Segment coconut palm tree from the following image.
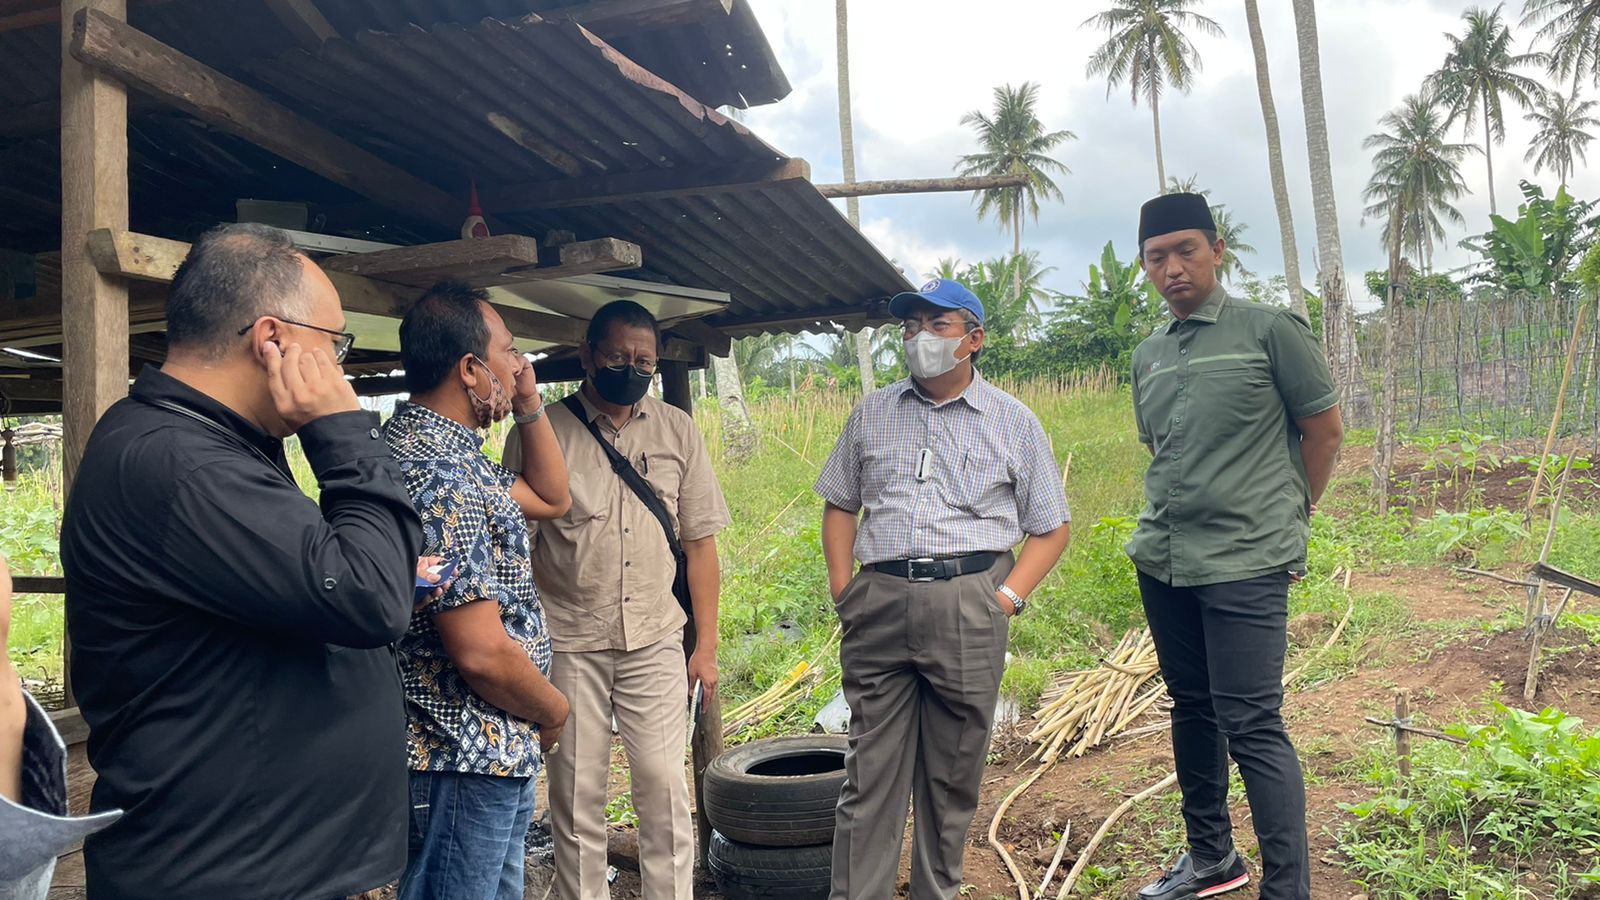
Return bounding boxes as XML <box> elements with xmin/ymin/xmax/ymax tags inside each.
<box><xmin>1525</xmin><ymin>88</ymin><xmax>1600</xmax><ymax>184</ymax></box>
<box><xmin>955</xmin><ymin>82</ymin><xmax>1075</xmax><ymax>263</ymax></box>
<box><xmin>1082</xmin><ymin>0</ymin><xmax>1223</xmax><ymax>193</ymax></box>
<box><xmin>1210</xmin><ymin>206</ymin><xmax>1258</xmax><ymax>284</ymax></box>
<box><xmin>1426</xmin><ymin>4</ymin><xmax>1544</xmax><ymax>214</ymax></box>
<box><xmin>834</xmin><ymin>0</ymin><xmax>875</xmax><ymax>393</ymax></box>
<box><xmin>1292</xmin><ymin>0</ymin><xmax>1360</xmax><ymax>402</ymax></box>
<box><xmin>1160</xmin><ymin>177</ymin><xmax>1256</xmax><ymax>284</ymax></box>
<box><xmin>1244</xmin><ymin>0</ymin><xmax>1308</xmax><ymax>318</ymax></box>
<box><xmin>1521</xmin><ymin>0</ymin><xmax>1600</xmax><ymax>88</ymax></box>
<box><xmin>1362</xmin><ymin>92</ymin><xmax>1478</xmax><ymax>273</ymax></box>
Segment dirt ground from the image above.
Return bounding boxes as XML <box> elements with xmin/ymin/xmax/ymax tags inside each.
<box><xmin>44</xmin><ymin>567</ymin><xmax>1597</xmax><ymax>900</ymax></box>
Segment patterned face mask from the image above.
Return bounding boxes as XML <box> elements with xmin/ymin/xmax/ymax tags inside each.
<box><xmin>466</xmin><ymin>357</ymin><xmax>513</xmax><ymax>429</ymax></box>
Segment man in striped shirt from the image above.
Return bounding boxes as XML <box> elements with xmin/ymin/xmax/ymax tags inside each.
<box><xmin>815</xmin><ymin>279</ymin><xmax>1072</xmax><ymax>900</ymax></box>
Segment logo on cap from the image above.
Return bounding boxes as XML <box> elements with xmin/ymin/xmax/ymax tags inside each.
<box><xmin>921</xmin><ymin>278</ymin><xmax>941</xmax><ymax>293</ymax></box>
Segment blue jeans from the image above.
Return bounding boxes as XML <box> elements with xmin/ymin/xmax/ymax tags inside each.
<box><xmin>399</xmin><ymin>771</ymin><xmax>536</xmax><ymax>900</ymax></box>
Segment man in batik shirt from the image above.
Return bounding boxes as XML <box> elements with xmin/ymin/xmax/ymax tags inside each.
<box><xmin>384</xmin><ymin>281</ymin><xmax>572</xmax><ymax>900</ymax></box>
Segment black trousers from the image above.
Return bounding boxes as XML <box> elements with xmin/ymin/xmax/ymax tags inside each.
<box><xmin>1137</xmin><ymin>571</ymin><xmax>1310</xmax><ymax>900</ymax></box>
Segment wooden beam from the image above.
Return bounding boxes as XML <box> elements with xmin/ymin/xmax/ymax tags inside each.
<box><xmin>1530</xmin><ymin>562</ymin><xmax>1600</xmax><ymax>599</ymax></box>
<box><xmin>481</xmin><ymin>159</ymin><xmax>811</xmax><ymax>212</ymax></box>
<box><xmin>69</xmin><ymin>8</ymin><xmax>462</xmax><ymax>228</ymax></box>
<box><xmin>552</xmin><ymin>0</ymin><xmax>732</xmax><ymax>32</ymax></box>
<box><xmin>0</xmin><ymin>378</ymin><xmax>65</xmax><ymax>401</ymax></box>
<box><xmin>262</xmin><ymin>0</ymin><xmax>337</xmax><ymax>48</ymax></box>
<box><xmin>320</xmin><ymin>235</ymin><xmax>643</xmax><ymax>289</ymax></box>
<box><xmin>319</xmin><ymin>235</ymin><xmax>544</xmax><ymax>288</ymax></box>
<box><xmin>78</xmin><ymin>230</ymin><xmax>631</xmax><ymax>350</ymax></box>
<box><xmin>709</xmin><ymin>302</ymin><xmax>890</xmax><ymax>335</ymax></box>
<box><xmin>813</xmin><ymin>173</ymin><xmax>1031</xmax><ymax>199</ymax></box>
<box><xmin>666</xmin><ymin>318</ymin><xmax>731</xmax><ymax>357</ymax></box>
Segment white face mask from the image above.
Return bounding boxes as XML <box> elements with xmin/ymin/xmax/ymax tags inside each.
<box><xmin>904</xmin><ymin>331</ymin><xmax>971</xmax><ymax>380</ymax></box>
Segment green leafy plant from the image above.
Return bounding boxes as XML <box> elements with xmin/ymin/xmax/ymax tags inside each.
<box><xmin>1412</xmin><ymin>509</ymin><xmax>1529</xmax><ymax>563</ymax></box>
<box><xmin>1339</xmin><ymin>704</ymin><xmax>1600</xmax><ymax>899</ymax></box>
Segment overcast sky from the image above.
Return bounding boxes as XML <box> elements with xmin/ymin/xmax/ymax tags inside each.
<box><xmin>737</xmin><ymin>0</ymin><xmax>1591</xmax><ymax>310</ymax></box>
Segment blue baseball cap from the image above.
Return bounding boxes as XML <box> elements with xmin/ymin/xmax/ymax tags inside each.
<box><xmin>889</xmin><ymin>278</ymin><xmax>985</xmax><ymax>325</ymax></box>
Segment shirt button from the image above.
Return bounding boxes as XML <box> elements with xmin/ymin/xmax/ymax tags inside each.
<box><xmin>624</xmin><ymin>596</ymin><xmax>631</xmax><ymax>603</ymax></box>
<box><xmin>624</xmin><ymin>528</ymin><xmax>630</xmax><ymax>534</ymax></box>
<box><xmin>369</xmin><ymin>428</ymin><xmax>381</xmax><ymax>439</ymax></box>
<box><xmin>1170</xmin><ymin>489</ymin><xmax>1178</xmax><ymax>496</ymax></box>
<box><xmin>1180</xmin><ymin>348</ymin><xmax>1187</xmax><ymax>355</ymax></box>
<box><xmin>1174</xmin><ymin>417</ymin><xmax>1181</xmax><ymax>425</ymax></box>
<box><xmin>323</xmin><ymin>577</ymin><xmax>338</xmax><ymax>591</ymax></box>
<box><xmin>624</xmin><ymin>561</ymin><xmax>631</xmax><ymax>568</ymax></box>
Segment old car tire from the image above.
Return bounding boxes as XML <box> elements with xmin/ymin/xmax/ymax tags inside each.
<box><xmin>703</xmin><ymin>734</ymin><xmax>848</xmax><ymax>847</ymax></box>
<box><xmin>708</xmin><ymin>830</ymin><xmax>832</xmax><ymax>900</ymax></box>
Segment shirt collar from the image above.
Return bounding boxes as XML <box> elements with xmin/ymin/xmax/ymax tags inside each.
<box><xmin>1164</xmin><ymin>284</ymin><xmax>1229</xmax><ymax>333</ymax></box>
<box><xmin>897</xmin><ymin>369</ymin><xmax>992</xmax><ymax>412</ymax></box>
<box><xmin>130</xmin><ymin>366</ymin><xmax>282</xmax><ymax>460</ymax></box>
<box><xmin>390</xmin><ymin>401</ymin><xmax>486</xmax><ymax>457</ymax></box>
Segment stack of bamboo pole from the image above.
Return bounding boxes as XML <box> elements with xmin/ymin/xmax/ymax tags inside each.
<box><xmin>1026</xmin><ymin>629</ymin><xmax>1166</xmax><ymax>764</ymax></box>
<box><xmin>720</xmin><ymin>625</ymin><xmax>842</xmax><ymax>739</ymax></box>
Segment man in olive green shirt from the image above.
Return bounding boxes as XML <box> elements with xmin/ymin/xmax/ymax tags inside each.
<box><xmin>1126</xmin><ymin>193</ymin><xmax>1344</xmax><ymax>900</ymax></box>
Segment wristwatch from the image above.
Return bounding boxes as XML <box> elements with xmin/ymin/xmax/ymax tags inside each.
<box><xmin>514</xmin><ymin>404</ymin><xmax>546</xmax><ymax>425</ymax></box>
<box><xmin>998</xmin><ymin>584</ymin><xmax>1027</xmax><ymax>616</ymax></box>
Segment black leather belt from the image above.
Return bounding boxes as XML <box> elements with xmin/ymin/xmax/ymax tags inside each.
<box><xmin>870</xmin><ymin>553</ymin><xmax>997</xmax><ymax>582</ymax></box>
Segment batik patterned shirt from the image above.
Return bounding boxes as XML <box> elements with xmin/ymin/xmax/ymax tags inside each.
<box><xmin>383</xmin><ymin>403</ymin><xmax>552</xmax><ymax>778</ymax></box>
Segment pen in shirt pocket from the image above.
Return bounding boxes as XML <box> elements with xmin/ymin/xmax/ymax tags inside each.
<box><xmin>639</xmin><ymin>453</ymin><xmax>648</xmax><ymax>475</ymax></box>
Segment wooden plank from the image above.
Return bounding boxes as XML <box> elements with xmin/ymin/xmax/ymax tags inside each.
<box><xmin>1530</xmin><ymin>562</ymin><xmax>1600</xmax><ymax>599</ymax></box>
<box><xmin>667</xmin><ymin>318</ymin><xmax>731</xmax><ymax>357</ymax></box>
<box><xmin>13</xmin><ymin>575</ymin><xmax>65</xmax><ymax>593</ymax></box>
<box><xmin>482</xmin><ymin>159</ymin><xmax>811</xmax><ymax>212</ymax></box>
<box><xmin>49</xmin><ymin>707</ymin><xmax>89</xmax><ymax>747</ymax></box>
<box><xmin>69</xmin><ymin>8</ymin><xmax>461</xmax><ymax>228</ymax></box>
<box><xmin>86</xmin><ymin>228</ymin><xmax>186</xmax><ymax>282</ymax></box>
<box><xmin>554</xmin><ymin>0</ymin><xmax>732</xmax><ymax>32</ymax></box>
<box><xmin>0</xmin><ymin>379</ymin><xmax>65</xmax><ymax>401</ymax></box>
<box><xmin>814</xmin><ymin>173</ymin><xmax>1031</xmax><ymax>199</ymax></box>
<box><xmin>61</xmin><ymin>0</ymin><xmax>133</xmax><ymax>708</ymax></box>
<box><xmin>262</xmin><ymin>0</ymin><xmax>337</xmax><ymax>48</ymax></box>
<box><xmin>319</xmin><ymin>236</ymin><xmax>544</xmax><ymax>288</ymax></box>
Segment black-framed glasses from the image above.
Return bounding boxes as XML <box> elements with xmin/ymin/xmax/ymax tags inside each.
<box><xmin>239</xmin><ymin>316</ymin><xmax>356</xmax><ymax>364</ymax></box>
<box><xmin>591</xmin><ymin>345</ymin><xmax>657</xmax><ymax>377</ymax></box>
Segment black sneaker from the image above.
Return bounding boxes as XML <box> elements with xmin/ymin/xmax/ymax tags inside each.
<box><xmin>1137</xmin><ymin>850</ymin><xmax>1250</xmax><ymax>900</ymax></box>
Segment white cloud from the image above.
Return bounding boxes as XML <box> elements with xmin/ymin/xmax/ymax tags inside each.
<box><xmin>740</xmin><ymin>0</ymin><xmax>1589</xmax><ymax>310</ymax></box>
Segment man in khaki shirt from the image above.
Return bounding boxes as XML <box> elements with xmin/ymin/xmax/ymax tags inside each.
<box><xmin>504</xmin><ymin>300</ymin><xmax>730</xmax><ymax>900</ymax></box>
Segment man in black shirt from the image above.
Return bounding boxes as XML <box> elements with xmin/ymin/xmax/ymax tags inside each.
<box><xmin>61</xmin><ymin>223</ymin><xmax>424</xmax><ymax>900</ymax></box>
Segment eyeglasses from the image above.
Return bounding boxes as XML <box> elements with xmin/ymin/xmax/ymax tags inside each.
<box><xmin>239</xmin><ymin>316</ymin><xmax>356</xmax><ymax>364</ymax></box>
<box><xmin>900</xmin><ymin>317</ymin><xmax>979</xmax><ymax>338</ymax></box>
<box><xmin>591</xmin><ymin>346</ymin><xmax>657</xmax><ymax>377</ymax></box>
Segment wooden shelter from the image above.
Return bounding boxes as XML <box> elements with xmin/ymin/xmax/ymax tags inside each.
<box><xmin>0</xmin><ymin>0</ymin><xmax>913</xmax><ymax>879</ymax></box>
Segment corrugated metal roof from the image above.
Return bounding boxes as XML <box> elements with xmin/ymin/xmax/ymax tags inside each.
<box><xmin>241</xmin><ymin>14</ymin><xmax>907</xmax><ymax>329</ymax></box>
<box><xmin>0</xmin><ymin>0</ymin><xmax>786</xmax><ymax>114</ymax></box>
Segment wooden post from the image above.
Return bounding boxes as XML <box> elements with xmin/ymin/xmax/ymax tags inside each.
<box><xmin>1393</xmin><ymin>689</ymin><xmax>1412</xmax><ymax>791</ymax></box>
<box><xmin>60</xmin><ymin>0</ymin><xmax>131</xmax><ymax>706</ymax></box>
<box><xmin>659</xmin><ymin>357</ymin><xmax>724</xmax><ymax>872</ymax></box>
<box><xmin>1526</xmin><ymin>587</ymin><xmax>1574</xmax><ymax>701</ymax></box>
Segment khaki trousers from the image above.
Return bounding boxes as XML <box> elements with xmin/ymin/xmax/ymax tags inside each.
<box><xmin>830</xmin><ymin>555</ymin><xmax>1014</xmax><ymax>900</ymax></box>
<box><xmin>547</xmin><ymin>635</ymin><xmax>693</xmax><ymax>900</ymax></box>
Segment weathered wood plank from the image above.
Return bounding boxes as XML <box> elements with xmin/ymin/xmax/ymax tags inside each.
<box><xmin>86</xmin><ymin>228</ymin><xmax>186</xmax><ymax>282</ymax></box>
<box><xmin>319</xmin><ymin>235</ymin><xmax>544</xmax><ymax>288</ymax></box>
<box><xmin>814</xmin><ymin>173</ymin><xmax>1031</xmax><ymax>199</ymax></box>
<box><xmin>69</xmin><ymin>8</ymin><xmax>461</xmax><ymax>227</ymax></box>
<box><xmin>483</xmin><ymin>159</ymin><xmax>810</xmax><ymax>212</ymax></box>
<box><xmin>666</xmin><ymin>318</ymin><xmax>731</xmax><ymax>357</ymax></box>
<box><xmin>1530</xmin><ymin>562</ymin><xmax>1600</xmax><ymax>599</ymax></box>
<box><xmin>61</xmin><ymin>0</ymin><xmax>133</xmax><ymax>708</ymax></box>
<box><xmin>0</xmin><ymin>0</ymin><xmax>169</xmax><ymax>33</ymax></box>
<box><xmin>13</xmin><ymin>576</ymin><xmax>66</xmax><ymax>594</ymax></box>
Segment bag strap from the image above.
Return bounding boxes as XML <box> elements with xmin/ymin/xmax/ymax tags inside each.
<box><xmin>561</xmin><ymin>394</ymin><xmax>685</xmax><ymax>560</ymax></box>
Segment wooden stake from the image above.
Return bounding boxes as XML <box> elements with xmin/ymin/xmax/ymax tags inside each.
<box><xmin>1525</xmin><ymin>587</ymin><xmax>1574</xmax><ymax>702</ymax></box>
<box><xmin>1036</xmin><ymin>823</ymin><xmax>1072</xmax><ymax>897</ymax></box>
<box><xmin>1393</xmin><ymin>689</ymin><xmax>1412</xmax><ymax>789</ymax></box>
<box><xmin>1526</xmin><ymin>302</ymin><xmax>1589</xmax><ymax>521</ymax></box>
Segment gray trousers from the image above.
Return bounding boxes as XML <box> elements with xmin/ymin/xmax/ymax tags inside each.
<box><xmin>829</xmin><ymin>555</ymin><xmax>1013</xmax><ymax>900</ymax></box>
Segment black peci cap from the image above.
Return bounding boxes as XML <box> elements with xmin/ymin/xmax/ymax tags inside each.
<box><xmin>1139</xmin><ymin>192</ymin><xmax>1216</xmax><ymax>245</ymax></box>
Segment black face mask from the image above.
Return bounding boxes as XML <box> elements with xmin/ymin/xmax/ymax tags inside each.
<box><xmin>591</xmin><ymin>364</ymin><xmax>652</xmax><ymax>406</ymax></box>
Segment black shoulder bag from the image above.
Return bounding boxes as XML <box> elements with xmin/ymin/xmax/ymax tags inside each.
<box><xmin>561</xmin><ymin>395</ymin><xmax>694</xmax><ymax>618</ymax></box>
